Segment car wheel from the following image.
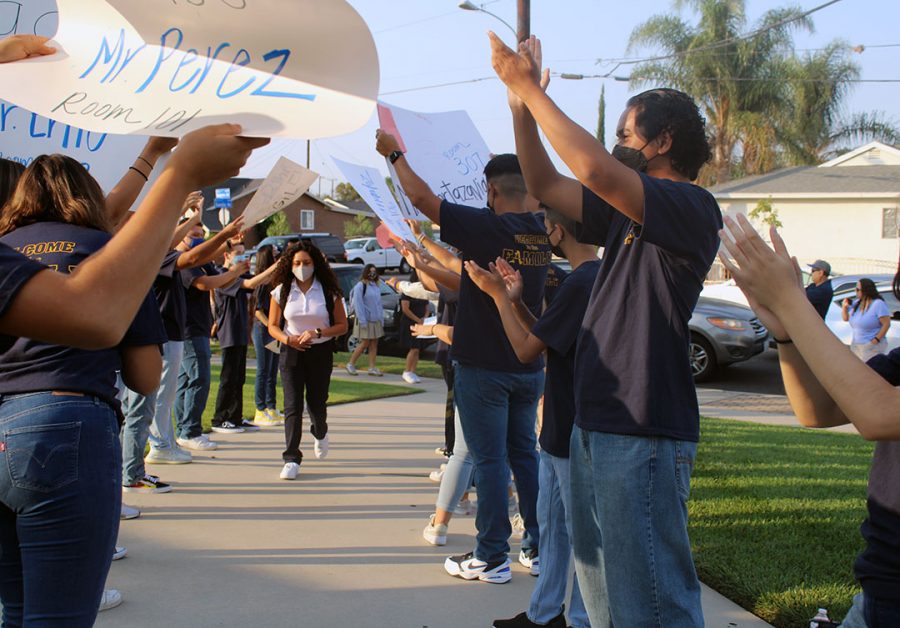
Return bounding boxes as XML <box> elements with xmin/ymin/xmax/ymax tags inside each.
<box><xmin>351</xmin><ymin>258</ymin><xmax>364</xmax><ymax>266</ymax></box>
<box><xmin>399</xmin><ymin>259</ymin><xmax>411</xmax><ymax>274</ymax></box>
<box><xmin>689</xmin><ymin>334</ymin><xmax>718</xmax><ymax>382</ymax></box>
<box><xmin>346</xmin><ymin>334</ymin><xmax>359</xmax><ymax>353</ymax></box>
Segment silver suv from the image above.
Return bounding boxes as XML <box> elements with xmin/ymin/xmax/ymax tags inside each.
<box><xmin>689</xmin><ymin>297</ymin><xmax>769</xmax><ymax>381</ymax></box>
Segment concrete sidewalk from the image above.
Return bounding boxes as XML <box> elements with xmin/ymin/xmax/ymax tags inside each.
<box><xmin>100</xmin><ymin>372</ymin><xmax>772</xmax><ymax>627</ymax></box>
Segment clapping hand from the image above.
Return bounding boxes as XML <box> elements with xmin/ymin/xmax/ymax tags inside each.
<box><xmin>492</xmin><ymin>257</ymin><xmax>524</xmax><ymax>303</ymax></box>
<box><xmin>464</xmin><ymin>260</ymin><xmax>508</xmax><ymax>302</ymax></box>
<box><xmin>490</xmin><ymin>32</ymin><xmax>547</xmax><ymax>102</ymax></box>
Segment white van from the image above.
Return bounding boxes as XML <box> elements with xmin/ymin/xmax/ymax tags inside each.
<box><xmin>343</xmin><ymin>237</ymin><xmax>409</xmax><ymax>272</ymax></box>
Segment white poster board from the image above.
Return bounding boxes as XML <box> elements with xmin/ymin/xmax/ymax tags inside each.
<box><xmin>0</xmin><ymin>0</ymin><xmax>379</xmax><ymax>138</ymax></box>
<box><xmin>331</xmin><ymin>157</ymin><xmax>416</xmax><ymax>244</ymax></box>
<box><xmin>377</xmin><ymin>102</ymin><xmax>493</xmax><ymax>215</ymax></box>
<box><xmin>241</xmin><ymin>157</ymin><xmax>318</xmax><ymax>226</ymax></box>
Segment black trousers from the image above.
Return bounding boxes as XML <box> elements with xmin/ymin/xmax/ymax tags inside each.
<box><xmin>441</xmin><ymin>362</ymin><xmax>455</xmax><ymax>454</ymax></box>
<box><xmin>280</xmin><ymin>341</ymin><xmax>333</xmax><ymax>463</ymax></box>
<box><xmin>212</xmin><ymin>345</ymin><xmax>247</xmax><ymax>426</ymax></box>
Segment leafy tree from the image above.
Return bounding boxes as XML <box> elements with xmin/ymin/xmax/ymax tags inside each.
<box><xmin>334</xmin><ymin>182</ymin><xmax>361</xmax><ymax>203</ymax></box>
<box><xmin>748</xmin><ymin>197</ymin><xmax>782</xmax><ymax>229</ymax></box>
<box><xmin>344</xmin><ymin>214</ymin><xmax>375</xmax><ymax>238</ymax></box>
<box><xmin>265</xmin><ymin>211</ymin><xmax>292</xmax><ymax>237</ymax></box>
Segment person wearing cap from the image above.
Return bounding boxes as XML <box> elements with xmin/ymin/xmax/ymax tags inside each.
<box><xmin>806</xmin><ymin>259</ymin><xmax>833</xmax><ymax>319</ymax></box>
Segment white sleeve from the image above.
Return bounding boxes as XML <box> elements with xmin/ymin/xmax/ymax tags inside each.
<box><xmin>397</xmin><ymin>281</ymin><xmax>440</xmax><ymax>301</ymax></box>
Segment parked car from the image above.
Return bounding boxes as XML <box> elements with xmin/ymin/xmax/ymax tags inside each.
<box><xmin>344</xmin><ymin>237</ymin><xmax>410</xmax><ymax>273</ymax></box>
<box><xmin>689</xmin><ymin>297</ymin><xmax>769</xmax><ymax>381</ymax></box>
<box><xmin>701</xmin><ymin>272</ymin><xmax>892</xmax><ymax>308</ymax></box>
<box><xmin>255</xmin><ymin>233</ymin><xmax>347</xmax><ymax>264</ymax></box>
<box><xmin>824</xmin><ymin>283</ymin><xmax>900</xmax><ymax>351</ymax></box>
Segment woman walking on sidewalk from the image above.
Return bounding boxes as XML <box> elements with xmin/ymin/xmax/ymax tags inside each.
<box><xmin>268</xmin><ymin>242</ymin><xmax>347</xmax><ymax>480</ymax></box>
<box><xmin>345</xmin><ymin>264</ymin><xmax>385</xmax><ymax>376</ymax></box>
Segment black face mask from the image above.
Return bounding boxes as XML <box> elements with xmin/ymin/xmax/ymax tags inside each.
<box><xmin>547</xmin><ymin>227</ymin><xmax>564</xmax><ymax>258</ymax></box>
<box><xmin>612</xmin><ymin>143</ymin><xmax>650</xmax><ymax>172</ymax></box>
<box><xmin>368</xmin><ymin>270</ymin><xmax>377</xmax><ymax>280</ymax></box>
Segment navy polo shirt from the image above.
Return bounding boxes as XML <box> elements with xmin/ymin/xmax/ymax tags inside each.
<box><xmin>531</xmin><ymin>259</ymin><xmax>600</xmax><ymax>458</ymax></box>
<box><xmin>574</xmin><ymin>174</ymin><xmax>722</xmax><ymax>442</ymax></box>
<box><xmin>440</xmin><ymin>200</ymin><xmax>550</xmax><ymax>373</ymax></box>
<box><xmin>0</xmin><ymin>242</ymin><xmax>44</xmax><ymax>318</ymax></box>
<box><xmin>0</xmin><ymin>223</ymin><xmax>166</xmax><ymax>407</ymax></box>
<box><xmin>183</xmin><ymin>262</ymin><xmax>219</xmax><ymax>338</ymax></box>
<box><xmin>806</xmin><ymin>280</ymin><xmax>833</xmax><ymax>319</ymax></box>
<box><xmin>155</xmin><ymin>250</ymin><xmax>187</xmax><ymax>342</ymax></box>
<box><xmin>214</xmin><ymin>268</ymin><xmax>252</xmax><ymax>348</ymax></box>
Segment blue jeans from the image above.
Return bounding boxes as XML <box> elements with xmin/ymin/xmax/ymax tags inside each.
<box><xmin>529</xmin><ymin>450</ymin><xmax>589</xmax><ymax>628</ymax></box>
<box><xmin>175</xmin><ymin>335</ymin><xmax>211</xmax><ymax>439</ymax></box>
<box><xmin>148</xmin><ymin>340</ymin><xmax>183</xmax><ymax>450</ymax></box>
<box><xmin>569</xmin><ymin>427</ymin><xmax>703</xmax><ymax>627</ymax></box>
<box><xmin>0</xmin><ymin>392</ymin><xmax>121</xmax><ymax>627</ymax></box>
<box><xmin>842</xmin><ymin>592</ymin><xmax>900</xmax><ymax>627</ymax></box>
<box><xmin>120</xmin><ymin>382</ymin><xmax>157</xmax><ymax>485</ymax></box>
<box><xmin>454</xmin><ymin>364</ymin><xmax>542</xmax><ymax>564</ymax></box>
<box><xmin>435</xmin><ymin>407</ymin><xmax>474</xmax><ymax>512</ymax></box>
<box><xmin>252</xmin><ymin>321</ymin><xmax>278</xmax><ymax>411</ymax></box>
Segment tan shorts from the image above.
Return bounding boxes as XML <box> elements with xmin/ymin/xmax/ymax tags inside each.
<box><xmin>354</xmin><ymin>320</ymin><xmax>384</xmax><ymax>340</ymax></box>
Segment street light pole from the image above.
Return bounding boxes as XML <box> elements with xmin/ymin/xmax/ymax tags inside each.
<box><xmin>517</xmin><ymin>0</ymin><xmax>530</xmax><ymax>43</ymax></box>
<box><xmin>458</xmin><ymin>1</ymin><xmax>516</xmax><ymax>39</ymax></box>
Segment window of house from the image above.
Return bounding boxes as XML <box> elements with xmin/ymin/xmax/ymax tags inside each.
<box><xmin>300</xmin><ymin>210</ymin><xmax>315</xmax><ymax>231</ymax></box>
<box><xmin>882</xmin><ymin>207</ymin><xmax>898</xmax><ymax>239</ymax></box>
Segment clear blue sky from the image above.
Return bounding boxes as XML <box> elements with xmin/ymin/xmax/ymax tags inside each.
<box><xmin>308</xmin><ymin>0</ymin><xmax>900</xmax><ymax>193</ymax></box>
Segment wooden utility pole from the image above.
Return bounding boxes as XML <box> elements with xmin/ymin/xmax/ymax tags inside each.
<box><xmin>517</xmin><ymin>0</ymin><xmax>530</xmax><ymax>42</ymax></box>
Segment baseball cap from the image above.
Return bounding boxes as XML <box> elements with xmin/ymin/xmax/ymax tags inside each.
<box><xmin>808</xmin><ymin>259</ymin><xmax>831</xmax><ymax>275</ymax></box>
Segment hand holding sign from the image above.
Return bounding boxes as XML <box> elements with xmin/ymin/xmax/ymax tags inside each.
<box><xmin>0</xmin><ymin>35</ymin><xmax>56</xmax><ymax>63</ymax></box>
<box><xmin>168</xmin><ymin>124</ymin><xmax>270</xmax><ymax>190</ymax></box>
<box><xmin>241</xmin><ymin>157</ymin><xmax>319</xmax><ymax>226</ymax></box>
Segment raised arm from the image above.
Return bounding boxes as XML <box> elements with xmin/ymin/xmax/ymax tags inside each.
<box><xmin>491</xmin><ymin>33</ymin><xmax>645</xmax><ymax>224</ymax></box>
<box><xmin>106</xmin><ymin>137</ymin><xmax>179</xmax><ymax>225</ymax></box>
<box><xmin>406</xmin><ymin>219</ymin><xmax>463</xmax><ymax>275</ymax></box>
<box><xmin>192</xmin><ymin>264</ymin><xmax>246</xmax><ymax>291</ymax></box>
<box><xmin>375</xmin><ymin>131</ymin><xmax>442</xmax><ymax>223</ymax></box>
<box><xmin>240</xmin><ymin>262</ymin><xmax>279</xmax><ymax>290</ymax></box>
<box><xmin>177</xmin><ymin>217</ymin><xmax>245</xmax><ymax>269</ymax></box>
<box><xmin>720</xmin><ymin>215</ymin><xmax>900</xmax><ymax>440</ymax></box>
<box><xmin>0</xmin><ymin>124</ymin><xmax>269</xmax><ymax>348</ymax></box>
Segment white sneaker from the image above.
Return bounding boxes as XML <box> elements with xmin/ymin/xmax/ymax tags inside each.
<box><xmin>112</xmin><ymin>545</ymin><xmax>127</xmax><ymax>561</ymax></box>
<box><xmin>98</xmin><ymin>588</ymin><xmax>122</xmax><ymax>612</ymax></box>
<box><xmin>120</xmin><ymin>504</ymin><xmax>141</xmax><ymax>520</ymax></box>
<box><xmin>279</xmin><ymin>462</ymin><xmax>300</xmax><ymax>480</ymax></box>
<box><xmin>367</xmin><ymin>367</ymin><xmax>384</xmax><ymax>377</ymax></box>
<box><xmin>314</xmin><ymin>435</ymin><xmax>329</xmax><ymax>460</ymax></box>
<box><xmin>454</xmin><ymin>498</ymin><xmax>475</xmax><ymax>516</ymax></box>
<box><xmin>410</xmin><ymin>372</ymin><xmax>422</xmax><ymax>383</ymax></box>
<box><xmin>145</xmin><ymin>446</ymin><xmax>192</xmax><ymax>464</ymax></box>
<box><xmin>423</xmin><ymin>514</ymin><xmax>448</xmax><ymax>546</ymax></box>
<box><xmin>345</xmin><ymin>363</ymin><xmax>358</xmax><ymax>375</ymax></box>
<box><xmin>429</xmin><ymin>469</ymin><xmax>444</xmax><ymax>482</ymax></box>
<box><xmin>176</xmin><ymin>434</ymin><xmax>218</xmax><ymax>451</ymax></box>
<box><xmin>511</xmin><ymin>513</ymin><xmax>525</xmax><ymax>538</ymax></box>
<box><xmin>401</xmin><ymin>371</ymin><xmax>417</xmax><ymax>384</ymax></box>
<box><xmin>262</xmin><ymin>409</ymin><xmax>285</xmax><ymax>425</ymax></box>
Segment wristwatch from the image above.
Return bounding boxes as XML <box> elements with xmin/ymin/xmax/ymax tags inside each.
<box><xmin>388</xmin><ymin>150</ymin><xmax>404</xmax><ymax>164</ymax></box>
<box><xmin>315</xmin><ymin>328</ymin><xmax>322</xmax><ymax>339</ymax></box>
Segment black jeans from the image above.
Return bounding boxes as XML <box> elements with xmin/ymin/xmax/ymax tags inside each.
<box><xmin>441</xmin><ymin>362</ymin><xmax>455</xmax><ymax>453</ymax></box>
<box><xmin>280</xmin><ymin>342</ymin><xmax>333</xmax><ymax>463</ymax></box>
<box><xmin>212</xmin><ymin>345</ymin><xmax>247</xmax><ymax>426</ymax></box>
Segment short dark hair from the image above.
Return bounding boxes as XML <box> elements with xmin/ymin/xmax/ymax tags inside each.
<box><xmin>626</xmin><ymin>88</ymin><xmax>712</xmax><ymax>181</ymax></box>
<box><xmin>541</xmin><ymin>203</ymin><xmax>578</xmax><ymax>237</ymax></box>
<box><xmin>483</xmin><ymin>153</ymin><xmax>526</xmax><ymax>199</ymax></box>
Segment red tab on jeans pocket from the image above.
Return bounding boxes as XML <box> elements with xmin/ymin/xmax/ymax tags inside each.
<box><xmin>0</xmin><ymin>442</ymin><xmax>5</xmax><ymax>452</ymax></box>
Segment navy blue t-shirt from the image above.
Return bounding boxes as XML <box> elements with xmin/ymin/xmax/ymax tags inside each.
<box><xmin>214</xmin><ymin>268</ymin><xmax>252</xmax><ymax>348</ymax></box>
<box><xmin>543</xmin><ymin>263</ymin><xmax>568</xmax><ymax>307</ymax></box>
<box><xmin>531</xmin><ymin>260</ymin><xmax>600</xmax><ymax>458</ymax></box>
<box><xmin>183</xmin><ymin>262</ymin><xmax>218</xmax><ymax>338</ymax></box>
<box><xmin>440</xmin><ymin>200</ymin><xmax>550</xmax><ymax>372</ymax></box>
<box><xmin>574</xmin><ymin>174</ymin><xmax>722</xmax><ymax>442</ymax></box>
<box><xmin>0</xmin><ymin>242</ymin><xmax>44</xmax><ymax>318</ymax></box>
<box><xmin>0</xmin><ymin>223</ymin><xmax>166</xmax><ymax>407</ymax></box>
<box><xmin>854</xmin><ymin>348</ymin><xmax>900</xmax><ymax>600</ymax></box>
<box><xmin>805</xmin><ymin>280</ymin><xmax>833</xmax><ymax>319</ymax></box>
<box><xmin>155</xmin><ymin>250</ymin><xmax>187</xmax><ymax>342</ymax></box>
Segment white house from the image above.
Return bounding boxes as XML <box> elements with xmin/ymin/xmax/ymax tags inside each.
<box><xmin>710</xmin><ymin>141</ymin><xmax>900</xmax><ymax>274</ymax></box>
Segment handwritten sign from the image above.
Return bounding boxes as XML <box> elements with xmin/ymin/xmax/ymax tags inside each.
<box><xmin>377</xmin><ymin>102</ymin><xmax>493</xmax><ymax>214</ymax></box>
<box><xmin>0</xmin><ymin>0</ymin><xmax>379</xmax><ymax>138</ymax></box>
<box><xmin>241</xmin><ymin>157</ymin><xmax>318</xmax><ymax>226</ymax></box>
<box><xmin>331</xmin><ymin>157</ymin><xmax>416</xmax><ymax>244</ymax></box>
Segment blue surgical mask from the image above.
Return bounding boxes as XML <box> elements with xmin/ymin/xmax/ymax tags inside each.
<box><xmin>188</xmin><ymin>237</ymin><xmax>205</xmax><ymax>248</ymax></box>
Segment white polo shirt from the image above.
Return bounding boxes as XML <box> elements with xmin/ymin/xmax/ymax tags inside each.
<box><xmin>272</xmin><ymin>279</ymin><xmax>330</xmax><ymax>344</ymax></box>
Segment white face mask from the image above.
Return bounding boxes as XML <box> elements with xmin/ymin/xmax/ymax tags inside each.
<box><xmin>293</xmin><ymin>265</ymin><xmax>314</xmax><ymax>282</ymax></box>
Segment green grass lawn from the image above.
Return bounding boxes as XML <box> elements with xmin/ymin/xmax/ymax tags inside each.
<box><xmin>333</xmin><ymin>351</ymin><xmax>444</xmax><ymax>379</ymax></box>
<box><xmin>200</xmin><ymin>363</ymin><xmax>420</xmax><ymax>432</ymax></box>
<box><xmin>691</xmin><ymin>417</ymin><xmax>873</xmax><ymax>627</ymax></box>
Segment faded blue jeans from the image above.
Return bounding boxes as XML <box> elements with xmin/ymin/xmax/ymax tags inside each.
<box><xmin>435</xmin><ymin>407</ymin><xmax>474</xmax><ymax>513</ymax></box>
<box><xmin>454</xmin><ymin>364</ymin><xmax>542</xmax><ymax>564</ymax></box>
<box><xmin>120</xmin><ymin>382</ymin><xmax>157</xmax><ymax>486</ymax></box>
<box><xmin>252</xmin><ymin>321</ymin><xmax>278</xmax><ymax>411</ymax></box>
<box><xmin>174</xmin><ymin>335</ymin><xmax>211</xmax><ymax>440</ymax></box>
<box><xmin>0</xmin><ymin>392</ymin><xmax>121</xmax><ymax>627</ymax></box>
<box><xmin>148</xmin><ymin>340</ymin><xmax>183</xmax><ymax>451</ymax></box>
<box><xmin>569</xmin><ymin>427</ymin><xmax>703</xmax><ymax>627</ymax></box>
<box><xmin>842</xmin><ymin>592</ymin><xmax>900</xmax><ymax>627</ymax></box>
<box><xmin>528</xmin><ymin>450</ymin><xmax>589</xmax><ymax>628</ymax></box>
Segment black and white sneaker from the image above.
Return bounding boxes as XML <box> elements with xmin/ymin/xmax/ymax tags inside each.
<box><xmin>239</xmin><ymin>419</ymin><xmax>261</xmax><ymax>432</ymax></box>
<box><xmin>444</xmin><ymin>551</ymin><xmax>511</xmax><ymax>584</ymax></box>
<box><xmin>211</xmin><ymin>421</ymin><xmax>245</xmax><ymax>434</ymax></box>
<box><xmin>519</xmin><ymin>548</ymin><xmax>540</xmax><ymax>576</ymax></box>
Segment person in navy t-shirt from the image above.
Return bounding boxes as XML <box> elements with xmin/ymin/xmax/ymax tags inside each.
<box><xmin>493</xmin><ymin>33</ymin><xmax>719</xmax><ymax>627</ymax></box>
<box><xmin>376</xmin><ymin>132</ymin><xmax>549</xmax><ymax>585</ymax></box>
<box><xmin>466</xmin><ymin>204</ymin><xmax>598</xmax><ymax>628</ymax></box>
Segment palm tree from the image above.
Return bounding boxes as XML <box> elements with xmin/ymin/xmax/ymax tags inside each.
<box><xmin>627</xmin><ymin>0</ymin><xmax>811</xmax><ymax>184</ymax></box>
